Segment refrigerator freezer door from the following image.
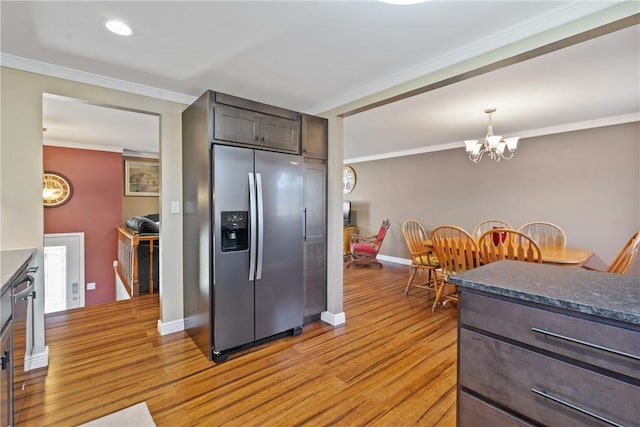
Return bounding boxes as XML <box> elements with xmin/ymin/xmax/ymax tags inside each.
<box><xmin>213</xmin><ymin>145</ymin><xmax>255</xmax><ymax>352</ymax></box>
<box><xmin>254</xmin><ymin>150</ymin><xmax>304</xmax><ymax>340</ymax></box>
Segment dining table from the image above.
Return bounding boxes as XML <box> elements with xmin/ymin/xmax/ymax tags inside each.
<box><xmin>424</xmin><ymin>239</ymin><xmax>593</xmax><ymax>268</ymax></box>
<box><xmin>536</xmin><ymin>245</ymin><xmax>593</xmax><ymax>267</ymax></box>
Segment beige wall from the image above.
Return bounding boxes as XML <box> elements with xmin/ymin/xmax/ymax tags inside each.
<box><xmin>1</xmin><ymin>67</ymin><xmax>185</xmax><ymax>358</ymax></box>
<box><xmin>344</xmin><ymin>122</ymin><xmax>640</xmax><ymax>276</ymax></box>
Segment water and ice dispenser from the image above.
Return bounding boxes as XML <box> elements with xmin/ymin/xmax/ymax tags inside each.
<box><xmin>221</xmin><ymin>211</ymin><xmax>248</xmax><ymax>252</ymax></box>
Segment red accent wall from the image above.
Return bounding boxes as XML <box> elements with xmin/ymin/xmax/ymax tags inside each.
<box><xmin>44</xmin><ymin>146</ymin><xmax>122</xmax><ymax>305</ymax></box>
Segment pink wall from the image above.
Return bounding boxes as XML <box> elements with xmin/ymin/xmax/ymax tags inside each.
<box><xmin>44</xmin><ymin>146</ymin><xmax>122</xmax><ymax>305</ymax></box>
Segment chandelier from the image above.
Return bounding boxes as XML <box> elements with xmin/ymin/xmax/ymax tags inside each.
<box><xmin>464</xmin><ymin>108</ymin><xmax>519</xmax><ymax>163</ymax></box>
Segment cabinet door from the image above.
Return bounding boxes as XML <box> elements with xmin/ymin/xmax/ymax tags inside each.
<box><xmin>459</xmin><ymin>391</ymin><xmax>534</xmax><ymax>427</ymax></box>
<box><xmin>460</xmin><ymin>291</ymin><xmax>640</xmax><ymax>379</ymax></box>
<box><xmin>301</xmin><ymin>114</ymin><xmax>328</xmax><ymax>159</ymax></box>
<box><xmin>261</xmin><ymin>115</ymin><xmax>299</xmax><ymax>153</ymax></box>
<box><xmin>303</xmin><ymin>160</ymin><xmax>327</xmax><ymax>321</ymax></box>
<box><xmin>459</xmin><ymin>328</ymin><xmax>640</xmax><ymax>427</ymax></box>
<box><xmin>214</xmin><ymin>105</ymin><xmax>260</xmax><ymax>145</ymax></box>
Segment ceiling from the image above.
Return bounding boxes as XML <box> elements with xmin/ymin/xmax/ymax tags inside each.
<box><xmin>1</xmin><ymin>1</ymin><xmax>638</xmax><ymax>159</ymax></box>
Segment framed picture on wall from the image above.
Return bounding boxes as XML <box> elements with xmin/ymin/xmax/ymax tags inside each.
<box><xmin>125</xmin><ymin>160</ymin><xmax>159</xmax><ymax>196</ymax></box>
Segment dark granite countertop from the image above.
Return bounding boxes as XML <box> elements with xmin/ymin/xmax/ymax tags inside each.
<box><xmin>449</xmin><ymin>260</ymin><xmax>640</xmax><ymax>326</ymax></box>
<box><xmin>1</xmin><ymin>248</ymin><xmax>36</xmax><ymax>293</ymax></box>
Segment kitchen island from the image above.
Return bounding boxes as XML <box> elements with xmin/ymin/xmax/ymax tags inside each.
<box><xmin>1</xmin><ymin>248</ymin><xmax>37</xmax><ymax>426</ymax></box>
<box><xmin>449</xmin><ymin>260</ymin><xmax>639</xmax><ymax>427</ymax></box>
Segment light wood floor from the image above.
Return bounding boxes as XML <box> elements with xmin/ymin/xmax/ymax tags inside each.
<box><xmin>19</xmin><ymin>261</ymin><xmax>458</xmax><ymax>426</ymax></box>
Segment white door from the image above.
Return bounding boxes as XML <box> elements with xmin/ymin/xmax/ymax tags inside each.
<box><xmin>44</xmin><ymin>233</ymin><xmax>85</xmax><ymax>313</ymax></box>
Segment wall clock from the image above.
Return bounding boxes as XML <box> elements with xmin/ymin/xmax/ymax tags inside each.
<box><xmin>343</xmin><ymin>165</ymin><xmax>357</xmax><ymax>195</ymax></box>
<box><xmin>43</xmin><ymin>171</ymin><xmax>73</xmax><ymax>207</ymax></box>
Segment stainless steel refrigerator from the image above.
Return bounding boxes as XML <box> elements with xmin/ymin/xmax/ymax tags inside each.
<box><xmin>183</xmin><ymin>142</ymin><xmax>304</xmax><ymax>362</ymax></box>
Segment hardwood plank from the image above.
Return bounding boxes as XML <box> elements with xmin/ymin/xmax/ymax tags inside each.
<box><xmin>19</xmin><ymin>261</ymin><xmax>457</xmax><ymax>426</ymax></box>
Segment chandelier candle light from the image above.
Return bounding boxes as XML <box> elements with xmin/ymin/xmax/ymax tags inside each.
<box><xmin>465</xmin><ymin>108</ymin><xmax>519</xmax><ymax>163</ymax></box>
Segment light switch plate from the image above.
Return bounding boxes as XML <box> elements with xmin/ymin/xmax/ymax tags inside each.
<box><xmin>171</xmin><ymin>201</ymin><xmax>180</xmax><ymax>214</ymax></box>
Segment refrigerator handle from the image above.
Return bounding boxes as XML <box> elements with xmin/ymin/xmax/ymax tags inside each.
<box><xmin>303</xmin><ymin>208</ymin><xmax>307</xmax><ymax>241</ymax></box>
<box><xmin>256</xmin><ymin>173</ymin><xmax>264</xmax><ymax>280</ymax></box>
<box><xmin>248</xmin><ymin>173</ymin><xmax>257</xmax><ymax>281</ymax></box>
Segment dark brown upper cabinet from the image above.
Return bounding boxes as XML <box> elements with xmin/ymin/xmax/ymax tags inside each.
<box><xmin>301</xmin><ymin>114</ymin><xmax>328</xmax><ymax>160</ymax></box>
<box><xmin>214</xmin><ymin>105</ymin><xmax>299</xmax><ymax>154</ymax></box>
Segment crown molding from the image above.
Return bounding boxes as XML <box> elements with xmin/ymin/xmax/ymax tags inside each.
<box><xmin>344</xmin><ymin>113</ymin><xmax>639</xmax><ymax>164</ymax></box>
<box><xmin>43</xmin><ymin>139</ymin><xmax>124</xmax><ymax>153</ymax></box>
<box><xmin>1</xmin><ymin>53</ymin><xmax>197</xmax><ymax>105</ymax></box>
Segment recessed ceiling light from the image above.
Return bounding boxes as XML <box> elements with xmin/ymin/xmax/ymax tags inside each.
<box><xmin>105</xmin><ymin>20</ymin><xmax>132</xmax><ymax>36</ymax></box>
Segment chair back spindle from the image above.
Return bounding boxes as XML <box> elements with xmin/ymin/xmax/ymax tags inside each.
<box><xmin>607</xmin><ymin>231</ymin><xmax>640</xmax><ymax>274</ymax></box>
<box><xmin>401</xmin><ymin>220</ymin><xmax>440</xmax><ymax>296</ymax></box>
<box><xmin>472</xmin><ymin>219</ymin><xmax>512</xmax><ymax>241</ymax></box>
<box><xmin>430</xmin><ymin>225</ymin><xmax>480</xmax><ymax>311</ymax></box>
<box><xmin>478</xmin><ymin>228</ymin><xmax>542</xmax><ymax>264</ymax></box>
<box><xmin>519</xmin><ymin>221</ymin><xmax>566</xmax><ymax>248</ymax></box>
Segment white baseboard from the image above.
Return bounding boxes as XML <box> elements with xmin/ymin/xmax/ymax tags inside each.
<box><xmin>320</xmin><ymin>311</ymin><xmax>346</xmax><ymax>326</ymax></box>
<box><xmin>157</xmin><ymin>318</ymin><xmax>184</xmax><ymax>336</ymax></box>
<box><xmin>377</xmin><ymin>254</ymin><xmax>411</xmax><ymax>265</ymax></box>
<box><xmin>25</xmin><ymin>346</ymin><xmax>49</xmax><ymax>371</ymax></box>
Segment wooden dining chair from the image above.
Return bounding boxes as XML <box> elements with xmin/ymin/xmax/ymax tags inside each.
<box><xmin>519</xmin><ymin>221</ymin><xmax>567</xmax><ymax>247</ymax></box>
<box><xmin>472</xmin><ymin>219</ymin><xmax>513</xmax><ymax>241</ymax></box>
<box><xmin>584</xmin><ymin>231</ymin><xmax>640</xmax><ymax>275</ymax></box>
<box><xmin>478</xmin><ymin>228</ymin><xmax>542</xmax><ymax>265</ymax></box>
<box><xmin>401</xmin><ymin>220</ymin><xmax>440</xmax><ymax>296</ymax></box>
<box><xmin>430</xmin><ymin>225</ymin><xmax>480</xmax><ymax>311</ymax></box>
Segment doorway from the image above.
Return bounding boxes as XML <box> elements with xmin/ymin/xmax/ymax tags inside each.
<box><xmin>42</xmin><ymin>94</ymin><xmax>161</xmax><ymax>307</ymax></box>
<box><xmin>43</xmin><ymin>233</ymin><xmax>85</xmax><ymax>313</ymax></box>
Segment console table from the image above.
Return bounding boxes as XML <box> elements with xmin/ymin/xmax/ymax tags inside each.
<box><xmin>450</xmin><ymin>260</ymin><xmax>640</xmax><ymax>426</ymax></box>
<box><xmin>343</xmin><ymin>226</ymin><xmax>358</xmax><ymax>256</ymax></box>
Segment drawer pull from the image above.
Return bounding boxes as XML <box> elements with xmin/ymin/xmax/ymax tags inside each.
<box><xmin>531</xmin><ymin>327</ymin><xmax>640</xmax><ymax>361</ymax></box>
<box><xmin>530</xmin><ymin>388</ymin><xmax>623</xmax><ymax>427</ymax></box>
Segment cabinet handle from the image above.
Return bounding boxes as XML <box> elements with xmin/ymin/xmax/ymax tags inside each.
<box><xmin>1</xmin><ymin>350</ymin><xmax>8</xmax><ymax>370</ymax></box>
<box><xmin>530</xmin><ymin>388</ymin><xmax>623</xmax><ymax>427</ymax></box>
<box><xmin>531</xmin><ymin>327</ymin><xmax>640</xmax><ymax>361</ymax></box>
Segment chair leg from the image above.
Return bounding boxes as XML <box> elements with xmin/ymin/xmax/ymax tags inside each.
<box><xmin>432</xmin><ymin>279</ymin><xmax>445</xmax><ymax>312</ymax></box>
<box><xmin>404</xmin><ymin>268</ymin><xmax>417</xmax><ymax>294</ymax></box>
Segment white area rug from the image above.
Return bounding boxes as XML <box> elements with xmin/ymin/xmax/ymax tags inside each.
<box><xmin>80</xmin><ymin>402</ymin><xmax>155</xmax><ymax>427</ymax></box>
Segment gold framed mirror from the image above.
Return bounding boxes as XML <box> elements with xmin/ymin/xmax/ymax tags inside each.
<box><xmin>43</xmin><ymin>171</ymin><xmax>73</xmax><ymax>207</ymax></box>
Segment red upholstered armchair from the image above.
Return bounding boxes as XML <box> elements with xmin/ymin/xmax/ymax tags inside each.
<box><xmin>346</xmin><ymin>220</ymin><xmax>391</xmax><ymax>268</ymax></box>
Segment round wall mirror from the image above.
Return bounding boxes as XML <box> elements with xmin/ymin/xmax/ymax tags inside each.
<box><xmin>343</xmin><ymin>166</ymin><xmax>357</xmax><ymax>195</ymax></box>
<box><xmin>43</xmin><ymin>171</ymin><xmax>73</xmax><ymax>207</ymax></box>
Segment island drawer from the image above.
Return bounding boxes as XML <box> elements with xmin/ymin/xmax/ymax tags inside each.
<box><xmin>460</xmin><ymin>291</ymin><xmax>640</xmax><ymax>379</ymax></box>
<box><xmin>458</xmin><ymin>391</ymin><xmax>534</xmax><ymax>427</ymax></box>
<box><xmin>459</xmin><ymin>328</ymin><xmax>640</xmax><ymax>427</ymax></box>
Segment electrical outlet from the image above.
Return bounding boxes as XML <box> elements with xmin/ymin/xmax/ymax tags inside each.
<box><xmin>87</xmin><ymin>282</ymin><xmax>96</xmax><ymax>290</ymax></box>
